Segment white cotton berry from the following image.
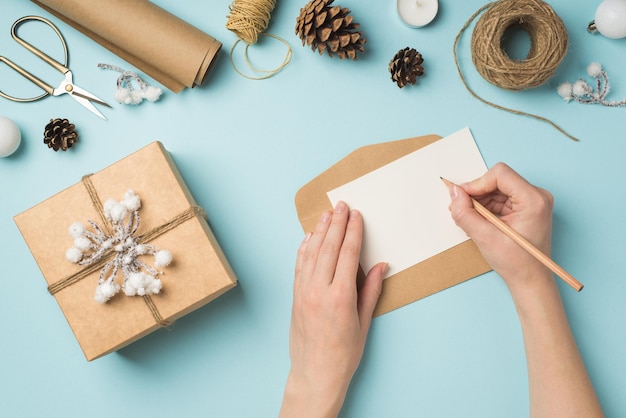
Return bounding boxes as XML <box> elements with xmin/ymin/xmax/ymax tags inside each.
<box><xmin>102</xmin><ymin>239</ymin><xmax>114</xmax><ymax>250</ymax></box>
<box><xmin>154</xmin><ymin>250</ymin><xmax>173</xmax><ymax>267</ymax></box>
<box><xmin>66</xmin><ymin>247</ymin><xmax>83</xmax><ymax>263</ymax></box>
<box><xmin>124</xmin><ymin>272</ymin><xmax>162</xmax><ymax>296</ymax></box>
<box><xmin>135</xmin><ymin>244</ymin><xmax>147</xmax><ymax>255</ymax></box>
<box><xmin>95</xmin><ymin>280</ymin><xmax>120</xmax><ymax>303</ymax></box>
<box><xmin>114</xmin><ymin>88</ymin><xmax>130</xmax><ymax>104</ymax></box>
<box><xmin>108</xmin><ymin>202</ymin><xmax>127</xmax><ymax>223</ymax></box>
<box><xmin>123</xmin><ymin>190</ymin><xmax>141</xmax><ymax>211</ymax></box>
<box><xmin>572</xmin><ymin>80</ymin><xmax>588</xmax><ymax>96</ymax></box>
<box><xmin>143</xmin><ymin>85</ymin><xmax>162</xmax><ymax>102</ymax></box>
<box><xmin>557</xmin><ymin>82</ymin><xmax>573</xmax><ymax>101</ymax></box>
<box><xmin>103</xmin><ymin>198</ymin><xmax>116</xmax><ymax>218</ymax></box>
<box><xmin>123</xmin><ymin>255</ymin><xmax>133</xmax><ymax>265</ymax></box>
<box><xmin>74</xmin><ymin>236</ymin><xmax>91</xmax><ymax>251</ymax></box>
<box><xmin>147</xmin><ymin>278</ymin><xmax>162</xmax><ymax>295</ymax></box>
<box><xmin>68</xmin><ymin>222</ymin><xmax>85</xmax><ymax>238</ymax></box>
<box><xmin>129</xmin><ymin>90</ymin><xmax>143</xmax><ymax>105</ymax></box>
<box><xmin>587</xmin><ymin>62</ymin><xmax>602</xmax><ymax>78</ymax></box>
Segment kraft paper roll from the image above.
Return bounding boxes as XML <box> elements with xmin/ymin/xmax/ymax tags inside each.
<box><xmin>32</xmin><ymin>0</ymin><xmax>222</xmax><ymax>93</ymax></box>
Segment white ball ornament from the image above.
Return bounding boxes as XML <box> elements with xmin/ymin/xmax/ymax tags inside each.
<box><xmin>594</xmin><ymin>0</ymin><xmax>626</xmax><ymax>39</ymax></box>
<box><xmin>154</xmin><ymin>250</ymin><xmax>173</xmax><ymax>267</ymax></box>
<box><xmin>0</xmin><ymin>116</ymin><xmax>21</xmax><ymax>157</ymax></box>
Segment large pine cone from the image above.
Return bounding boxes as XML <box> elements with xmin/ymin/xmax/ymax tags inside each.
<box><xmin>43</xmin><ymin>118</ymin><xmax>78</xmax><ymax>151</ymax></box>
<box><xmin>295</xmin><ymin>0</ymin><xmax>365</xmax><ymax>60</ymax></box>
<box><xmin>389</xmin><ymin>47</ymin><xmax>424</xmax><ymax>88</ymax></box>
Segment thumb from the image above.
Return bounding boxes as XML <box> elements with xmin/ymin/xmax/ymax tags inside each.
<box><xmin>357</xmin><ymin>262</ymin><xmax>387</xmax><ymax>327</ymax></box>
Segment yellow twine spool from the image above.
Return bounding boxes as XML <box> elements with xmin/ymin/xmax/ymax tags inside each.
<box><xmin>454</xmin><ymin>0</ymin><xmax>579</xmax><ymax>141</ymax></box>
<box><xmin>226</xmin><ymin>0</ymin><xmax>292</xmax><ymax>80</ymax></box>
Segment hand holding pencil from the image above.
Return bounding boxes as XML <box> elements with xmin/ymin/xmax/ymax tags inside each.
<box><xmin>444</xmin><ymin>162</ymin><xmax>583</xmax><ymax>292</ymax></box>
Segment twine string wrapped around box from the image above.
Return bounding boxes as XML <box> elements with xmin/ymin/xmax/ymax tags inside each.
<box><xmin>453</xmin><ymin>0</ymin><xmax>580</xmax><ymax>141</ymax></box>
<box><xmin>48</xmin><ymin>174</ymin><xmax>207</xmax><ymax>327</ymax></box>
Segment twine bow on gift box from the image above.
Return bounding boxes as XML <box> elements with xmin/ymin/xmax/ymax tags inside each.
<box><xmin>49</xmin><ymin>175</ymin><xmax>206</xmax><ymax>327</ymax></box>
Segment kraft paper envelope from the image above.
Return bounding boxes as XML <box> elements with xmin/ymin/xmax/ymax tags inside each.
<box><xmin>294</xmin><ymin>134</ymin><xmax>491</xmax><ymax>316</ymax></box>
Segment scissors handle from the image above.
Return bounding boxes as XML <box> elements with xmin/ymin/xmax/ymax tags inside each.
<box><xmin>0</xmin><ymin>56</ymin><xmax>54</xmax><ymax>95</ymax></box>
<box><xmin>11</xmin><ymin>16</ymin><xmax>69</xmax><ymax>75</ymax></box>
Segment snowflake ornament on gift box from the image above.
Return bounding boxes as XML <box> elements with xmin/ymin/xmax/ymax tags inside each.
<box><xmin>65</xmin><ymin>190</ymin><xmax>173</xmax><ymax>303</ymax></box>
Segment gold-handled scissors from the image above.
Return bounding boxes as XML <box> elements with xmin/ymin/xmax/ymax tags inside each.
<box><xmin>0</xmin><ymin>16</ymin><xmax>110</xmax><ymax>119</ymax></box>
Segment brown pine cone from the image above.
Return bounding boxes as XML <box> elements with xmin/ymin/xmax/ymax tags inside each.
<box><xmin>295</xmin><ymin>0</ymin><xmax>366</xmax><ymax>60</ymax></box>
<box><xmin>389</xmin><ymin>47</ymin><xmax>424</xmax><ymax>88</ymax></box>
<box><xmin>44</xmin><ymin>118</ymin><xmax>78</xmax><ymax>151</ymax></box>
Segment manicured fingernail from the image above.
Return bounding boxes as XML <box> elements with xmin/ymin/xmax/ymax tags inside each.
<box><xmin>303</xmin><ymin>232</ymin><xmax>312</xmax><ymax>243</ymax></box>
<box><xmin>449</xmin><ymin>184</ymin><xmax>458</xmax><ymax>199</ymax></box>
<box><xmin>349</xmin><ymin>209</ymin><xmax>360</xmax><ymax>219</ymax></box>
<box><xmin>381</xmin><ymin>262</ymin><xmax>389</xmax><ymax>276</ymax></box>
<box><xmin>335</xmin><ymin>201</ymin><xmax>347</xmax><ymax>213</ymax></box>
<box><xmin>320</xmin><ymin>211</ymin><xmax>330</xmax><ymax>223</ymax></box>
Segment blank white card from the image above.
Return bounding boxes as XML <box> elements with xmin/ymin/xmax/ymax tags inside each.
<box><xmin>327</xmin><ymin>127</ymin><xmax>488</xmax><ymax>278</ymax></box>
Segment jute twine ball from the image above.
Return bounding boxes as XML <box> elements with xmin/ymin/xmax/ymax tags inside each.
<box><xmin>226</xmin><ymin>0</ymin><xmax>275</xmax><ymax>45</ymax></box>
<box><xmin>471</xmin><ymin>0</ymin><xmax>568</xmax><ymax>91</ymax></box>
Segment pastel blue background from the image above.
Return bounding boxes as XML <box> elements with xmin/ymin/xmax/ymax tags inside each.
<box><xmin>1</xmin><ymin>0</ymin><xmax>624</xmax><ymax>416</ymax></box>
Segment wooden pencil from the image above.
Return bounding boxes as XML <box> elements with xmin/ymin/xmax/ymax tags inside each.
<box><xmin>441</xmin><ymin>177</ymin><xmax>583</xmax><ymax>292</ymax></box>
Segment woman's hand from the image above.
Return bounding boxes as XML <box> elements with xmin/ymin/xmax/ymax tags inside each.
<box><xmin>448</xmin><ymin>162</ymin><xmax>603</xmax><ymax>417</ymax></box>
<box><xmin>448</xmin><ymin>162</ymin><xmax>554</xmax><ymax>292</ymax></box>
<box><xmin>279</xmin><ymin>201</ymin><xmax>387</xmax><ymax>418</ymax></box>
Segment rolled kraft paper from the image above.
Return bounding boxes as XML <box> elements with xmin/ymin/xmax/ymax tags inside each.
<box><xmin>32</xmin><ymin>0</ymin><xmax>222</xmax><ymax>93</ymax></box>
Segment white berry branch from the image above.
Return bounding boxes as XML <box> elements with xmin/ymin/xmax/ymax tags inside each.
<box><xmin>558</xmin><ymin>62</ymin><xmax>626</xmax><ymax>107</ymax></box>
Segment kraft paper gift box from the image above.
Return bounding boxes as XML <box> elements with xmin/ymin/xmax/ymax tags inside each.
<box><xmin>14</xmin><ymin>142</ymin><xmax>237</xmax><ymax>361</ymax></box>
<box><xmin>295</xmin><ymin>134</ymin><xmax>491</xmax><ymax>316</ymax></box>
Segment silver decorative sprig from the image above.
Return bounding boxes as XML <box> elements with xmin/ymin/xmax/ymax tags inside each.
<box><xmin>98</xmin><ymin>63</ymin><xmax>162</xmax><ymax>105</ymax></box>
<box><xmin>65</xmin><ymin>190</ymin><xmax>173</xmax><ymax>303</ymax></box>
<box><xmin>557</xmin><ymin>62</ymin><xmax>626</xmax><ymax>107</ymax></box>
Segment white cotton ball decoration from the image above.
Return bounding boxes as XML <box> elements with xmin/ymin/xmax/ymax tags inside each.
<box><xmin>95</xmin><ymin>281</ymin><xmax>120</xmax><ymax>303</ymax></box>
<box><xmin>154</xmin><ymin>250</ymin><xmax>173</xmax><ymax>267</ymax></box>
<box><xmin>557</xmin><ymin>82</ymin><xmax>573</xmax><ymax>101</ymax></box>
<box><xmin>135</xmin><ymin>244</ymin><xmax>147</xmax><ymax>255</ymax></box>
<box><xmin>68</xmin><ymin>222</ymin><xmax>85</xmax><ymax>238</ymax></box>
<box><xmin>594</xmin><ymin>0</ymin><xmax>626</xmax><ymax>39</ymax></box>
<box><xmin>66</xmin><ymin>247</ymin><xmax>83</xmax><ymax>263</ymax></box>
<box><xmin>587</xmin><ymin>62</ymin><xmax>603</xmax><ymax>78</ymax></box>
<box><xmin>108</xmin><ymin>202</ymin><xmax>128</xmax><ymax>223</ymax></box>
<box><xmin>114</xmin><ymin>87</ymin><xmax>130</xmax><ymax>104</ymax></box>
<box><xmin>0</xmin><ymin>116</ymin><xmax>21</xmax><ymax>158</ymax></box>
<box><xmin>103</xmin><ymin>198</ymin><xmax>116</xmax><ymax>219</ymax></box>
<box><xmin>572</xmin><ymin>80</ymin><xmax>588</xmax><ymax>96</ymax></box>
<box><xmin>129</xmin><ymin>90</ymin><xmax>143</xmax><ymax>105</ymax></box>
<box><xmin>74</xmin><ymin>236</ymin><xmax>91</xmax><ymax>251</ymax></box>
<box><xmin>123</xmin><ymin>190</ymin><xmax>141</xmax><ymax>211</ymax></box>
<box><xmin>124</xmin><ymin>272</ymin><xmax>162</xmax><ymax>296</ymax></box>
<box><xmin>123</xmin><ymin>272</ymin><xmax>143</xmax><ymax>296</ymax></box>
<box><xmin>146</xmin><ymin>277</ymin><xmax>162</xmax><ymax>295</ymax></box>
<box><xmin>143</xmin><ymin>85</ymin><xmax>162</xmax><ymax>102</ymax></box>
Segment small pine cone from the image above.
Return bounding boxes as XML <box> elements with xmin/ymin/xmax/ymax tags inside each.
<box><xmin>295</xmin><ymin>0</ymin><xmax>366</xmax><ymax>60</ymax></box>
<box><xmin>389</xmin><ymin>47</ymin><xmax>424</xmax><ymax>88</ymax></box>
<box><xmin>43</xmin><ymin>118</ymin><xmax>78</xmax><ymax>151</ymax></box>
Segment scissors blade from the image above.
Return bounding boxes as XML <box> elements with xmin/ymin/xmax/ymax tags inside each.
<box><xmin>69</xmin><ymin>85</ymin><xmax>112</xmax><ymax>108</ymax></box>
<box><xmin>69</xmin><ymin>93</ymin><xmax>107</xmax><ymax>120</ymax></box>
